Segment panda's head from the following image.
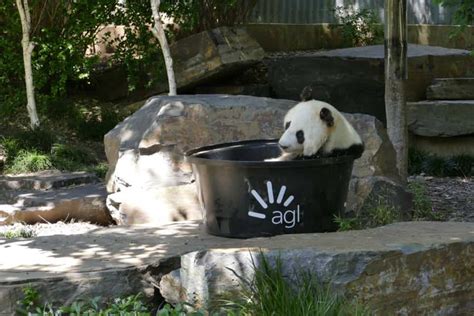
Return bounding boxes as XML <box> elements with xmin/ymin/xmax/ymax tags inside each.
<box><xmin>278</xmin><ymin>100</ymin><xmax>336</xmax><ymax>157</ymax></box>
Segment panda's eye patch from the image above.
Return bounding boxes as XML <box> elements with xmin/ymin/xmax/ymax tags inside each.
<box><xmin>285</xmin><ymin>121</ymin><xmax>291</xmax><ymax>130</ymax></box>
<box><xmin>296</xmin><ymin>130</ymin><xmax>305</xmax><ymax>144</ymax></box>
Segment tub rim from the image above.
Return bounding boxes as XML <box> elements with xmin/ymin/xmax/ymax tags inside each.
<box><xmin>185</xmin><ymin>139</ymin><xmax>358</xmax><ymax>168</ymax></box>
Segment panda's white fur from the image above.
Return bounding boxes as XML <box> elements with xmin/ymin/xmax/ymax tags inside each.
<box><xmin>268</xmin><ymin>100</ymin><xmax>363</xmax><ymax>161</ymax></box>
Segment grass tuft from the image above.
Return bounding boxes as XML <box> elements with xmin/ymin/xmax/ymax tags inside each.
<box><xmin>408</xmin><ymin>181</ymin><xmax>445</xmax><ymax>221</ymax></box>
<box><xmin>7</xmin><ymin>150</ymin><xmax>52</xmax><ymax>174</ymax></box>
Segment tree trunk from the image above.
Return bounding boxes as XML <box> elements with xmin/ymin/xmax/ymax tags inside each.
<box><xmin>16</xmin><ymin>0</ymin><xmax>40</xmax><ymax>129</ymax></box>
<box><xmin>150</xmin><ymin>0</ymin><xmax>177</xmax><ymax>96</ymax></box>
<box><xmin>384</xmin><ymin>0</ymin><xmax>408</xmax><ymax>181</ymax></box>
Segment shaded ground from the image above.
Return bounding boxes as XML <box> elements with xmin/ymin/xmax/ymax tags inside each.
<box><xmin>418</xmin><ymin>176</ymin><xmax>474</xmax><ymax>222</ymax></box>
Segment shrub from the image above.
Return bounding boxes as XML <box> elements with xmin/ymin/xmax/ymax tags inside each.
<box><xmin>409</xmin><ymin>148</ymin><xmax>473</xmax><ymax>177</ymax></box>
<box><xmin>7</xmin><ymin>150</ymin><xmax>52</xmax><ymax>174</ymax></box>
<box><xmin>332</xmin><ymin>6</ymin><xmax>383</xmax><ymax>47</ymax></box>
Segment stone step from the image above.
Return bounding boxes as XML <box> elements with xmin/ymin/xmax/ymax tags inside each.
<box><xmin>0</xmin><ymin>171</ymin><xmax>99</xmax><ymax>191</ymax></box>
<box><xmin>427</xmin><ymin>78</ymin><xmax>474</xmax><ymax>100</ymax></box>
<box><xmin>407</xmin><ymin>100</ymin><xmax>474</xmax><ymax>137</ymax></box>
<box><xmin>0</xmin><ymin>221</ymin><xmax>473</xmax><ymax>315</ymax></box>
<box><xmin>0</xmin><ymin>184</ymin><xmax>112</xmax><ymax>225</ymax></box>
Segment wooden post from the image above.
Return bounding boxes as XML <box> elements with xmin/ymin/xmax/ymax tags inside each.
<box><xmin>16</xmin><ymin>0</ymin><xmax>40</xmax><ymax>129</ymax></box>
<box><xmin>150</xmin><ymin>0</ymin><xmax>177</xmax><ymax>96</ymax></box>
<box><xmin>384</xmin><ymin>0</ymin><xmax>408</xmax><ymax>181</ymax></box>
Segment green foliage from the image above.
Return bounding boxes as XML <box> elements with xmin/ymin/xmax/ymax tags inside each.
<box><xmin>365</xmin><ymin>199</ymin><xmax>399</xmax><ymax>228</ymax></box>
<box><xmin>158</xmin><ymin>303</ymin><xmax>208</xmax><ymax>316</ymax></box>
<box><xmin>332</xmin><ymin>6</ymin><xmax>384</xmax><ymax>47</ymax></box>
<box><xmin>435</xmin><ymin>0</ymin><xmax>474</xmax><ymax>34</ymax></box>
<box><xmin>0</xmin><ymin>226</ymin><xmax>35</xmax><ymax>239</ymax></box>
<box><xmin>408</xmin><ymin>181</ymin><xmax>445</xmax><ymax>221</ymax></box>
<box><xmin>228</xmin><ymin>254</ymin><xmax>369</xmax><ymax>316</ymax></box>
<box><xmin>87</xmin><ymin>162</ymin><xmax>109</xmax><ymax>180</ymax></box>
<box><xmin>17</xmin><ymin>289</ymin><xmax>151</xmax><ymax>315</ymax></box>
<box><xmin>7</xmin><ymin>150</ymin><xmax>52</xmax><ymax>174</ymax></box>
<box><xmin>334</xmin><ymin>214</ymin><xmax>360</xmax><ymax>231</ymax></box>
<box><xmin>409</xmin><ymin>149</ymin><xmax>473</xmax><ymax>177</ymax></box>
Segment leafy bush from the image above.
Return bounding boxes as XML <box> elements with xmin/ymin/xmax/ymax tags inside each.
<box><xmin>332</xmin><ymin>6</ymin><xmax>383</xmax><ymax>47</ymax></box>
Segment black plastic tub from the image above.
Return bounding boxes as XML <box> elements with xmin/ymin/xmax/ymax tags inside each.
<box><xmin>186</xmin><ymin>139</ymin><xmax>358</xmax><ymax>238</ymax></box>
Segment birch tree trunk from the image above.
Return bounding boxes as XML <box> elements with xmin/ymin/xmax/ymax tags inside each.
<box><xmin>16</xmin><ymin>0</ymin><xmax>40</xmax><ymax>129</ymax></box>
<box><xmin>384</xmin><ymin>0</ymin><xmax>408</xmax><ymax>181</ymax></box>
<box><xmin>150</xmin><ymin>0</ymin><xmax>177</xmax><ymax>96</ymax></box>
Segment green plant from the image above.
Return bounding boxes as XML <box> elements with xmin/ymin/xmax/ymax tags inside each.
<box><xmin>408</xmin><ymin>148</ymin><xmax>473</xmax><ymax>177</ymax></box>
<box><xmin>7</xmin><ymin>150</ymin><xmax>52</xmax><ymax>174</ymax></box>
<box><xmin>365</xmin><ymin>198</ymin><xmax>399</xmax><ymax>228</ymax></box>
<box><xmin>408</xmin><ymin>181</ymin><xmax>445</xmax><ymax>221</ymax></box>
<box><xmin>334</xmin><ymin>214</ymin><xmax>360</xmax><ymax>231</ymax></box>
<box><xmin>226</xmin><ymin>254</ymin><xmax>369</xmax><ymax>316</ymax></box>
<box><xmin>0</xmin><ymin>226</ymin><xmax>35</xmax><ymax>239</ymax></box>
<box><xmin>435</xmin><ymin>0</ymin><xmax>474</xmax><ymax>35</ymax></box>
<box><xmin>17</xmin><ymin>290</ymin><xmax>152</xmax><ymax>315</ymax></box>
<box><xmin>87</xmin><ymin>162</ymin><xmax>109</xmax><ymax>180</ymax></box>
<box><xmin>332</xmin><ymin>6</ymin><xmax>383</xmax><ymax>47</ymax></box>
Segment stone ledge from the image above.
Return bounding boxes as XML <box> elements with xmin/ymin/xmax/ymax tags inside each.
<box><xmin>0</xmin><ymin>221</ymin><xmax>473</xmax><ymax>314</ymax></box>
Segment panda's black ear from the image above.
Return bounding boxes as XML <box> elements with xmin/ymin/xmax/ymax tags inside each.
<box><xmin>320</xmin><ymin>107</ymin><xmax>334</xmax><ymax>127</ymax></box>
<box><xmin>300</xmin><ymin>86</ymin><xmax>313</xmax><ymax>101</ymax></box>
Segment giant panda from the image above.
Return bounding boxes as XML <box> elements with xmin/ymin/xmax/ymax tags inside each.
<box><xmin>267</xmin><ymin>100</ymin><xmax>364</xmax><ymax>161</ymax></box>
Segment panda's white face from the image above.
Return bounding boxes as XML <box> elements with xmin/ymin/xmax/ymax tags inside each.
<box><xmin>278</xmin><ymin>101</ymin><xmax>334</xmax><ymax>157</ymax></box>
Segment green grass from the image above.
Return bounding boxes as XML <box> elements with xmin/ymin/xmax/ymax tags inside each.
<box><xmin>221</xmin><ymin>254</ymin><xmax>369</xmax><ymax>316</ymax></box>
<box><xmin>7</xmin><ymin>150</ymin><xmax>53</xmax><ymax>174</ymax></box>
<box><xmin>407</xmin><ymin>181</ymin><xmax>445</xmax><ymax>221</ymax></box>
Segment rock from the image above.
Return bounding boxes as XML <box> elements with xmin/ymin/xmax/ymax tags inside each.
<box><xmin>171</xmin><ymin>27</ymin><xmax>265</xmax><ymax>89</ymax></box>
<box><xmin>1</xmin><ymin>221</ymin><xmax>473</xmax><ymax>315</ymax></box>
<box><xmin>195</xmin><ymin>84</ymin><xmax>271</xmax><ymax>97</ymax></box>
<box><xmin>156</xmin><ymin>222</ymin><xmax>474</xmax><ymax>315</ymax></box>
<box><xmin>105</xmin><ymin>95</ymin><xmax>410</xmax><ymax>223</ymax></box>
<box><xmin>427</xmin><ymin>78</ymin><xmax>474</xmax><ymax>100</ymax></box>
<box><xmin>106</xmin><ymin>184</ymin><xmax>202</xmax><ymax>225</ymax></box>
<box><xmin>268</xmin><ymin>44</ymin><xmax>474</xmax><ymax>123</ymax></box>
<box><xmin>0</xmin><ymin>171</ymin><xmax>99</xmax><ymax>191</ymax></box>
<box><xmin>410</xmin><ymin>134</ymin><xmax>474</xmax><ymax>158</ymax></box>
<box><xmin>104</xmin><ymin>95</ymin><xmax>296</xmax><ymax>193</ymax></box>
<box><xmin>407</xmin><ymin>100</ymin><xmax>474</xmax><ymax>137</ymax></box>
<box><xmin>347</xmin><ymin>176</ymin><xmax>413</xmax><ymax>218</ymax></box>
<box><xmin>0</xmin><ymin>184</ymin><xmax>112</xmax><ymax>225</ymax></box>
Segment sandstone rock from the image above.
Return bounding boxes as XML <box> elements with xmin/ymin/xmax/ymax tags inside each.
<box><xmin>171</xmin><ymin>27</ymin><xmax>265</xmax><ymax>88</ymax></box>
<box><xmin>427</xmin><ymin>77</ymin><xmax>474</xmax><ymax>100</ymax></box>
<box><xmin>2</xmin><ymin>221</ymin><xmax>473</xmax><ymax>315</ymax></box>
<box><xmin>407</xmin><ymin>100</ymin><xmax>474</xmax><ymax>137</ymax></box>
<box><xmin>105</xmin><ymin>95</ymin><xmax>410</xmax><ymax>223</ymax></box>
<box><xmin>106</xmin><ymin>184</ymin><xmax>202</xmax><ymax>225</ymax></box>
<box><xmin>157</xmin><ymin>221</ymin><xmax>474</xmax><ymax>315</ymax></box>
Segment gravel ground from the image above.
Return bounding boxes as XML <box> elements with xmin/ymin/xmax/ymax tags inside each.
<box><xmin>409</xmin><ymin>176</ymin><xmax>474</xmax><ymax>222</ymax></box>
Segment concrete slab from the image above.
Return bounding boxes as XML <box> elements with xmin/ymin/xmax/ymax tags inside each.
<box><xmin>0</xmin><ymin>171</ymin><xmax>98</xmax><ymax>191</ymax></box>
<box><xmin>0</xmin><ymin>221</ymin><xmax>473</xmax><ymax>314</ymax></box>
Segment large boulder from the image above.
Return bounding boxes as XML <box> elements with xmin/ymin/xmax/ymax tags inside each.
<box><xmin>104</xmin><ymin>95</ymin><xmax>410</xmax><ymax>224</ymax></box>
<box><xmin>171</xmin><ymin>27</ymin><xmax>265</xmax><ymax>89</ymax></box>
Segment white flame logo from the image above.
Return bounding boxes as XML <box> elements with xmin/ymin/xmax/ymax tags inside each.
<box><xmin>248</xmin><ymin>181</ymin><xmax>295</xmax><ymax>219</ymax></box>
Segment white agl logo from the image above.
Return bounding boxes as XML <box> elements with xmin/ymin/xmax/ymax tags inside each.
<box><xmin>248</xmin><ymin>180</ymin><xmax>301</xmax><ymax>228</ymax></box>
